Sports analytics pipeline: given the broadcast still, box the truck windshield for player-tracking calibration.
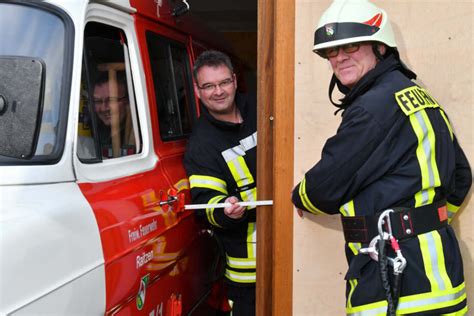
[0,2,72,164]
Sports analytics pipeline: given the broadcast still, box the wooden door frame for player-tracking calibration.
[256,0,295,314]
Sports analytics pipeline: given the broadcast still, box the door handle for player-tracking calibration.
[159,188,185,213]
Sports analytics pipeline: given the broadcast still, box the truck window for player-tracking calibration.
[78,22,142,161]
[0,2,72,163]
[146,32,196,141]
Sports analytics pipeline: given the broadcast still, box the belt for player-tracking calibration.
[341,200,448,243]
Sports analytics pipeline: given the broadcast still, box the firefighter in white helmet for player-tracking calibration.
[292,1,471,315]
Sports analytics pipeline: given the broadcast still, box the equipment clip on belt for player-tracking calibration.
[360,209,406,316]
[359,209,407,274]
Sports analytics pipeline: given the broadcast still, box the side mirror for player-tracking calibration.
[0,57,44,159]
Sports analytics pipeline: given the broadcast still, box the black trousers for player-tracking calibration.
[226,284,256,316]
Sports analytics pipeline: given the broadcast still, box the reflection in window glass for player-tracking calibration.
[77,22,142,161]
[0,3,70,162]
[146,32,195,141]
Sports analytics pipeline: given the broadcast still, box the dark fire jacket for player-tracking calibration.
[184,93,257,287]
[292,55,471,315]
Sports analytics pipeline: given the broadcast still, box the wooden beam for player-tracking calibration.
[257,0,295,314]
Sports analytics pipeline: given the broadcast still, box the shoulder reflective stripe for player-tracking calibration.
[225,269,256,283]
[221,132,257,163]
[222,146,246,162]
[206,195,226,228]
[189,175,228,195]
[347,282,466,315]
[240,132,257,151]
[439,109,454,141]
[395,86,440,116]
[299,177,324,215]
[226,255,256,269]
[409,110,441,207]
[227,156,254,187]
[418,231,452,291]
[246,222,257,259]
[221,134,256,193]
[447,202,460,223]
[347,279,358,309]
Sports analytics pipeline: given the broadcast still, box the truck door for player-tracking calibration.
[74,3,222,315]
[134,16,223,314]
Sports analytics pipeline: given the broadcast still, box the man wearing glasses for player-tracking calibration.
[292,0,471,315]
[184,50,257,316]
[92,72,131,158]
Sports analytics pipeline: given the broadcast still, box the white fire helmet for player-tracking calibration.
[313,0,397,57]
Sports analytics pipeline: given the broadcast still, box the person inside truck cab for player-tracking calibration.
[92,71,134,158]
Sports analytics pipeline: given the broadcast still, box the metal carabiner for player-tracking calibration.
[377,209,394,238]
[359,232,390,261]
[360,209,394,262]
[389,235,407,275]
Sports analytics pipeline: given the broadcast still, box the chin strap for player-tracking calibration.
[328,74,350,115]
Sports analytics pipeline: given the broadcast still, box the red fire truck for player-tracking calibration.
[0,0,240,314]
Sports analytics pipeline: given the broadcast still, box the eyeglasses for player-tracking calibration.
[197,78,234,92]
[322,42,362,59]
[93,96,127,106]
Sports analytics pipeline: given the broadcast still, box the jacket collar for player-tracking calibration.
[329,54,417,115]
[202,93,248,129]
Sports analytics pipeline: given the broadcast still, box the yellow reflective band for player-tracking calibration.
[347,300,387,316]
[439,109,454,141]
[418,231,452,292]
[414,189,436,208]
[420,110,441,187]
[442,305,468,315]
[240,132,257,151]
[395,86,440,116]
[225,269,256,283]
[205,195,226,228]
[299,177,324,214]
[240,187,257,209]
[225,154,257,206]
[447,202,460,223]
[340,200,361,255]
[347,279,358,309]
[409,110,441,207]
[347,282,466,315]
[246,222,257,259]
[398,282,465,314]
[226,255,256,269]
[348,242,361,256]
[189,175,228,195]
[221,132,257,162]
[227,156,254,187]
[340,200,355,216]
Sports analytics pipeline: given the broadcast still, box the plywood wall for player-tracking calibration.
[293,0,473,314]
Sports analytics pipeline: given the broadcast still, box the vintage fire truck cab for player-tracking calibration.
[0,0,232,314]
